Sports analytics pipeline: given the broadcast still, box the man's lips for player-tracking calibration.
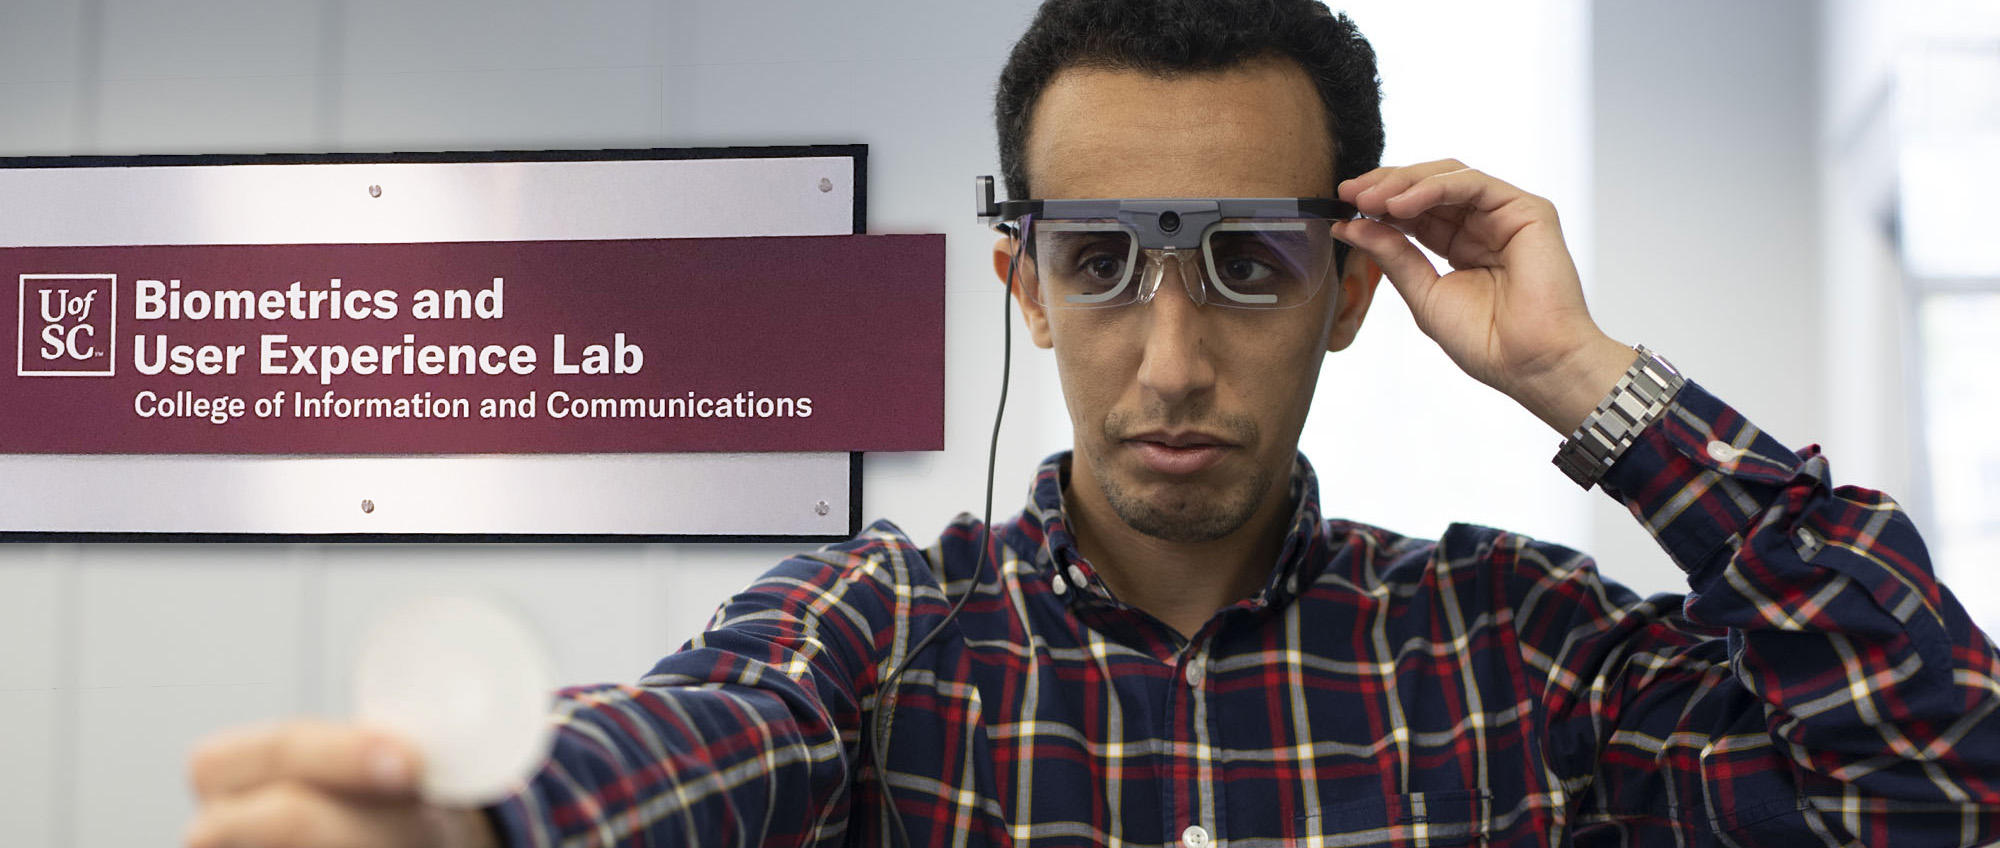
[1122,431,1234,475]
[1126,430,1230,448]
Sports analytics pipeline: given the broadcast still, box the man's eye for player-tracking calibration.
[1217,255,1276,284]
[1078,254,1127,282]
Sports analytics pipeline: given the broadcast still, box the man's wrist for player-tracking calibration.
[1510,334,1637,436]
[1551,345,1687,490]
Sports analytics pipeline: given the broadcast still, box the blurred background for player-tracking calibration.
[1,0,1995,844]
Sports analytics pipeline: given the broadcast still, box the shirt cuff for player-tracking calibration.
[1597,379,1820,577]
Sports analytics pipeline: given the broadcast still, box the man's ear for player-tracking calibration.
[994,236,1053,349]
[1326,253,1382,353]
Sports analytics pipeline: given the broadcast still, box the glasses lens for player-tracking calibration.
[1200,220,1337,308]
[1030,219,1139,308]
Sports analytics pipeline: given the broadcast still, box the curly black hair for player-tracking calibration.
[996,0,1384,201]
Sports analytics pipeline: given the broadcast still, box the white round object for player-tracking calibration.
[351,595,557,807]
[1181,824,1212,848]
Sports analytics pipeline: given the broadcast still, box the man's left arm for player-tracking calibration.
[1332,161,2000,841]
[1607,378,2000,840]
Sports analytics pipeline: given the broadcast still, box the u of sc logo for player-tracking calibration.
[17,274,117,377]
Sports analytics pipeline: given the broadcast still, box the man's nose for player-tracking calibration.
[1135,253,1216,404]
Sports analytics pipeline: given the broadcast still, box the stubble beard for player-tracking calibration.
[1087,410,1273,544]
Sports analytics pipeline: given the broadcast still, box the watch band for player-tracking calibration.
[1552,345,1686,490]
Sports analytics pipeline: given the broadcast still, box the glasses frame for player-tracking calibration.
[974,176,1357,311]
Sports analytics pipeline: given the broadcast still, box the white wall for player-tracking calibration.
[0,1,1867,845]
[1302,0,1597,571]
[1587,0,1827,592]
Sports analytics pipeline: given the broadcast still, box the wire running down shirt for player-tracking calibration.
[489,382,2000,847]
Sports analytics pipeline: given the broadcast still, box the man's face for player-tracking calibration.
[997,57,1379,543]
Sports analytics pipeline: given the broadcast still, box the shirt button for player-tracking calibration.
[1181,825,1211,848]
[1184,660,1205,687]
[1706,440,1743,463]
[1050,573,1068,595]
[1067,564,1088,588]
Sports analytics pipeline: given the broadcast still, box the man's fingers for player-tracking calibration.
[1369,175,1562,266]
[184,782,442,848]
[1332,218,1439,302]
[1376,210,1493,269]
[1344,164,1554,250]
[1377,167,1536,220]
[1336,162,1563,272]
[189,719,422,801]
[1337,159,1468,208]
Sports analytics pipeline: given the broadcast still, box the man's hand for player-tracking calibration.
[184,720,500,848]
[1332,160,1635,434]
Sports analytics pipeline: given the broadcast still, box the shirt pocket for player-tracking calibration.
[1294,789,1493,846]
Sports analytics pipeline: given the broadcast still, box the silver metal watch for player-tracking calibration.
[1552,345,1686,490]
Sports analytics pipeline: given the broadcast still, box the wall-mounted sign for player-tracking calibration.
[0,146,935,541]
[5,235,940,454]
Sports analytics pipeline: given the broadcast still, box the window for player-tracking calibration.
[1899,3,2000,630]
[1915,292,2000,626]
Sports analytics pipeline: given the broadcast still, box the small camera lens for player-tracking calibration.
[1158,211,1181,233]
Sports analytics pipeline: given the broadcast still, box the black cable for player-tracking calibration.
[871,244,1018,848]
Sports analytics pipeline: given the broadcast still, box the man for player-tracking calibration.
[185,1,2000,846]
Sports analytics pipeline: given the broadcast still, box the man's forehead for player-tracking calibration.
[1024,58,1335,200]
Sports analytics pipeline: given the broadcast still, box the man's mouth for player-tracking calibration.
[1122,430,1234,475]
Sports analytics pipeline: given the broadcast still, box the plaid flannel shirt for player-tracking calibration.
[490,382,2000,846]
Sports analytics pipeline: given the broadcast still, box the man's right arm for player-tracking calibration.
[489,531,923,847]
[186,526,931,848]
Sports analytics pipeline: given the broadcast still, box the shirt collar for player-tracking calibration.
[1008,451,1330,611]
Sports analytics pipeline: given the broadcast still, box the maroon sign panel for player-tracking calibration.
[2,235,943,454]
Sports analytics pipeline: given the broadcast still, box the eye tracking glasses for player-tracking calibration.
[976,175,1357,310]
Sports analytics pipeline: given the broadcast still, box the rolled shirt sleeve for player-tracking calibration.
[1544,380,2000,844]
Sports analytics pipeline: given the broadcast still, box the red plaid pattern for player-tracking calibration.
[490,382,2000,846]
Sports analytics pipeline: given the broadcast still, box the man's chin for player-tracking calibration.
[1100,468,1263,544]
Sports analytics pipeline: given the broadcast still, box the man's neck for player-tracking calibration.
[1062,463,1293,642]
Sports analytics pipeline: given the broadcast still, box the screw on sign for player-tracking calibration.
[361,499,376,514]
